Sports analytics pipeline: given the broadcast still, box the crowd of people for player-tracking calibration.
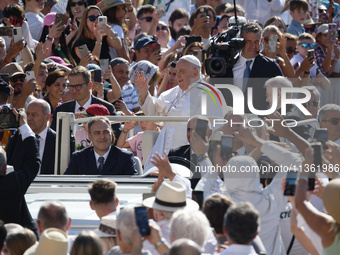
[1,0,340,254]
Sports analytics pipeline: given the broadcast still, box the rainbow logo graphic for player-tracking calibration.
[197,82,223,106]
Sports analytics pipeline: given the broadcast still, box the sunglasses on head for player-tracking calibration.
[156,25,167,31]
[322,118,340,125]
[87,15,99,22]
[299,42,315,49]
[8,18,24,26]
[302,101,319,107]
[140,16,152,22]
[10,75,25,83]
[70,1,84,7]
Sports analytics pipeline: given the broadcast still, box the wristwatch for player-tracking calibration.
[197,153,208,162]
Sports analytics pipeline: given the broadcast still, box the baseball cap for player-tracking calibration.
[109,57,130,67]
[1,63,25,78]
[134,36,158,51]
[86,63,101,72]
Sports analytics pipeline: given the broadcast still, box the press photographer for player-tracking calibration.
[207,22,283,112]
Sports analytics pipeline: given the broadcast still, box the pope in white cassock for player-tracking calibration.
[134,55,228,171]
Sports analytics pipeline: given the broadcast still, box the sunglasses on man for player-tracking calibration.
[299,42,315,49]
[10,75,25,83]
[140,16,152,22]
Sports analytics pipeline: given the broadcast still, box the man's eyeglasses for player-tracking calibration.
[87,15,99,22]
[10,75,25,83]
[70,1,84,7]
[139,16,152,22]
[318,8,327,14]
[156,25,168,31]
[322,118,340,125]
[304,26,316,33]
[67,81,88,91]
[302,101,319,107]
[299,42,315,49]
[286,47,297,54]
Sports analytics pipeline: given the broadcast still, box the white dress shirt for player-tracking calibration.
[232,55,255,90]
[74,96,92,113]
[94,147,111,169]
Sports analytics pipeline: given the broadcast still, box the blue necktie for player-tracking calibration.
[98,157,104,173]
[35,134,40,148]
[242,60,252,92]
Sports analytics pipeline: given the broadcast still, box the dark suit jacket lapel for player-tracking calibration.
[87,147,99,175]
[100,146,117,175]
[249,55,261,78]
[41,129,54,174]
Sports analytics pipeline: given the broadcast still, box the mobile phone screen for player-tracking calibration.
[195,119,208,140]
[220,135,233,159]
[284,171,298,196]
[134,206,150,236]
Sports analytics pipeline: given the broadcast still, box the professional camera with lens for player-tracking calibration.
[0,106,19,129]
[204,16,246,77]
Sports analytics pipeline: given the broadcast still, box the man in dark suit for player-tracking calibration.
[50,66,121,139]
[65,116,137,175]
[223,22,283,112]
[7,99,55,174]
[0,108,40,234]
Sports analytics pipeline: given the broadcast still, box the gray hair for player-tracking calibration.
[0,147,6,175]
[318,104,340,122]
[169,238,202,255]
[116,206,136,245]
[264,76,293,89]
[170,209,210,248]
[27,99,51,115]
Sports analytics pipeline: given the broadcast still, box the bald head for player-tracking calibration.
[169,238,202,255]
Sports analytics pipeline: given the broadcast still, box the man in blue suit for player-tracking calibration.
[65,116,137,175]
